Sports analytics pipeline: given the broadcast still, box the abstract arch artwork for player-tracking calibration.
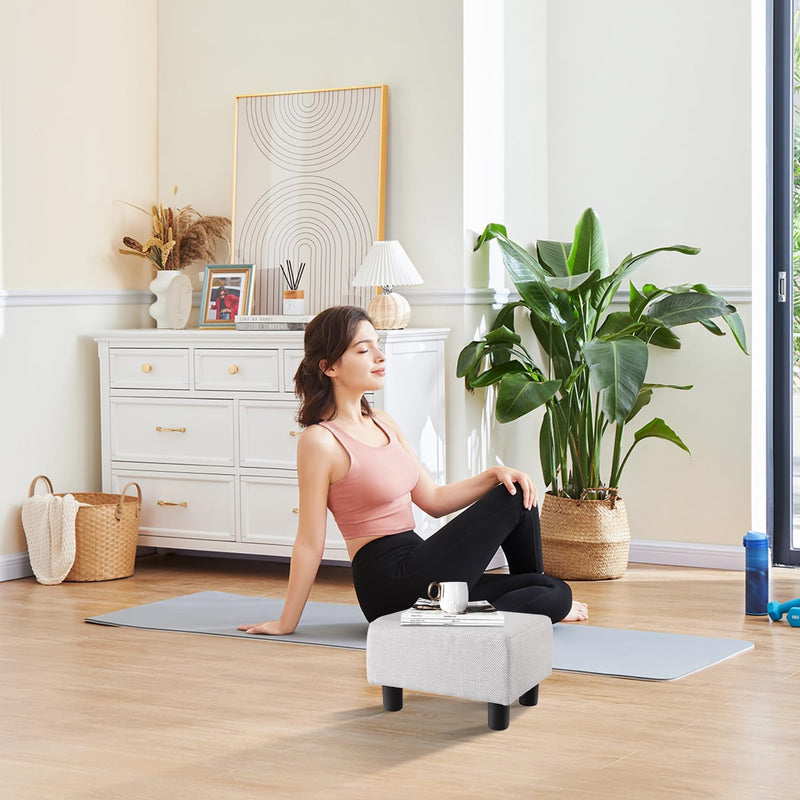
[232,85,388,315]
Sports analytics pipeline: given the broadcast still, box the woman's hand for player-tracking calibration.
[237,620,294,636]
[491,466,538,509]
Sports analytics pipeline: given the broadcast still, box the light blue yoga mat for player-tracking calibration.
[86,590,753,681]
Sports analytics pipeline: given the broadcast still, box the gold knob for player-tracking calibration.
[289,430,301,437]
[155,426,186,433]
[157,500,188,507]
[228,364,239,374]
[141,363,152,373]
[292,508,299,514]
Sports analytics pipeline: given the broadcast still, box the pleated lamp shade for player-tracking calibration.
[351,241,423,329]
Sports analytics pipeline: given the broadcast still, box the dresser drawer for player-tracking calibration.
[109,348,189,390]
[111,470,236,541]
[110,398,234,466]
[283,349,303,392]
[194,349,280,391]
[240,475,341,548]
[239,401,301,469]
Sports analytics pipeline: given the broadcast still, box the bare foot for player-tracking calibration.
[561,600,589,622]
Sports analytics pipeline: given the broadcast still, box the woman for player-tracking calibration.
[239,306,587,635]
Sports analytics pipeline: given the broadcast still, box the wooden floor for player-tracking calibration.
[2,554,799,800]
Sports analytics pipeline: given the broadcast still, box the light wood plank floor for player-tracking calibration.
[2,554,799,800]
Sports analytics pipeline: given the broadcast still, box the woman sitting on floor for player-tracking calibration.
[239,305,587,634]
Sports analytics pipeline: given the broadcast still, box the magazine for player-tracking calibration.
[400,598,504,626]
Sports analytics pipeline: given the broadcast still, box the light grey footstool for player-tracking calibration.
[366,611,553,730]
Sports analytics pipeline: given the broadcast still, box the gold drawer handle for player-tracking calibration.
[289,430,301,437]
[157,500,188,507]
[292,508,299,514]
[141,363,152,373]
[155,426,186,433]
[228,364,239,375]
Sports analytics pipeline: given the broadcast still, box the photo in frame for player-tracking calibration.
[232,85,388,315]
[198,264,255,328]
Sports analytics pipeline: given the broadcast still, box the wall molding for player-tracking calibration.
[0,552,33,582]
[0,540,744,582]
[0,289,154,307]
[628,539,743,571]
[1,286,752,309]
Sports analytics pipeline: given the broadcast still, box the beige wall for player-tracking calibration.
[0,0,759,567]
[0,0,158,559]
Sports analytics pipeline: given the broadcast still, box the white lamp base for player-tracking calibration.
[367,290,411,329]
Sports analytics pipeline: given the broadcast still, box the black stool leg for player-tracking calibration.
[519,685,539,706]
[488,702,510,731]
[382,685,403,712]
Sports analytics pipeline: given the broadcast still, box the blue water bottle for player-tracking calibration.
[742,531,769,616]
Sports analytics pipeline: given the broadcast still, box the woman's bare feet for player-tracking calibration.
[561,600,589,622]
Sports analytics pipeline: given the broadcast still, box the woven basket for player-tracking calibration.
[27,476,142,582]
[539,490,630,580]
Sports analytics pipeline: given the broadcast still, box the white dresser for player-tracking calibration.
[93,328,449,562]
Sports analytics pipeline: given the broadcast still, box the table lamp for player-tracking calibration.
[351,240,423,329]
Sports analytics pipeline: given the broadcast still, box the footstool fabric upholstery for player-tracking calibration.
[366,611,553,707]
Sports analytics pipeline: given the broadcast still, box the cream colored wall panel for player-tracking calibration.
[0,0,158,291]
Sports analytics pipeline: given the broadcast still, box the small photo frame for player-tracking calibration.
[199,264,255,328]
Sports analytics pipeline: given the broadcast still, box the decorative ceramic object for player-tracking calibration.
[149,270,192,329]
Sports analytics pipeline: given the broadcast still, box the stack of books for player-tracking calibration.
[235,314,314,331]
[400,598,504,626]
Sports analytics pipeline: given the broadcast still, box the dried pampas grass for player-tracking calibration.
[118,191,231,271]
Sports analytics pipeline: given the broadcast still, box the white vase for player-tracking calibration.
[148,270,192,329]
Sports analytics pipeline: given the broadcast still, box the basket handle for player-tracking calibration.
[28,475,54,498]
[579,487,619,509]
[116,482,142,520]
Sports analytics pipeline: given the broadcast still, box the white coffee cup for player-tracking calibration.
[427,581,469,614]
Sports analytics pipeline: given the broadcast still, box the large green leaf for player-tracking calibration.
[473,222,508,251]
[626,382,692,423]
[582,337,649,424]
[633,417,690,453]
[456,341,483,378]
[537,240,571,277]
[611,245,700,286]
[567,208,611,277]
[637,321,682,349]
[469,361,529,388]
[544,272,599,292]
[645,292,734,328]
[684,283,749,353]
[595,311,645,340]
[495,374,561,423]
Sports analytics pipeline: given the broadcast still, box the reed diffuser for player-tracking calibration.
[280,260,306,315]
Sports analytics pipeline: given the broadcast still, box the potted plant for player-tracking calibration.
[118,187,230,329]
[457,208,748,579]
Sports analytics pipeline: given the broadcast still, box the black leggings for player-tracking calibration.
[350,483,573,623]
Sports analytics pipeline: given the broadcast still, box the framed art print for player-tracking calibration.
[199,264,255,328]
[232,85,388,315]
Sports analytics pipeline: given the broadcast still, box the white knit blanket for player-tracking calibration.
[21,494,82,585]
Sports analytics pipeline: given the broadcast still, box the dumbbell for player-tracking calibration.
[788,608,800,627]
[766,597,800,621]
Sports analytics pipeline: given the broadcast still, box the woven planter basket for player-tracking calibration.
[539,490,630,580]
[27,476,142,582]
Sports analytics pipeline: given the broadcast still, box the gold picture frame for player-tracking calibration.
[231,85,388,315]
[198,264,255,328]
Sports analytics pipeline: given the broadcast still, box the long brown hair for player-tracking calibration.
[294,306,375,426]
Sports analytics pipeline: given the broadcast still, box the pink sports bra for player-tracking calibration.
[318,417,420,540]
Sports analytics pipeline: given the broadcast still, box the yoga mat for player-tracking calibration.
[86,591,754,681]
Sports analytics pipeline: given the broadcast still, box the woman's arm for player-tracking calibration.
[238,426,335,635]
[375,411,537,518]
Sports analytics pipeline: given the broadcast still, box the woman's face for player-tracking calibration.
[324,320,385,391]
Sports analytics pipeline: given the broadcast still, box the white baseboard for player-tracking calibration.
[0,552,33,581]
[629,539,744,571]
[0,541,745,582]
